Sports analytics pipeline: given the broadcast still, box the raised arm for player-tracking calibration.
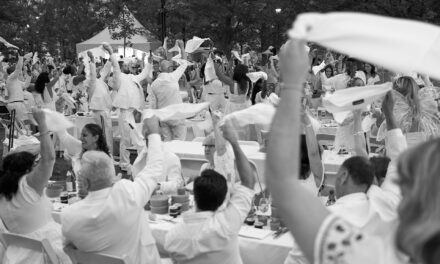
[103,43,121,91]
[220,120,255,189]
[303,111,324,187]
[10,55,24,79]
[352,109,368,158]
[87,51,97,99]
[211,110,227,156]
[132,117,163,206]
[266,40,329,262]
[133,61,153,84]
[26,109,56,195]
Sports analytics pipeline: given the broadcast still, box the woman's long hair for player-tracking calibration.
[35,72,50,99]
[364,63,377,78]
[82,123,110,156]
[393,76,421,128]
[396,139,440,264]
[0,152,36,201]
[233,64,250,94]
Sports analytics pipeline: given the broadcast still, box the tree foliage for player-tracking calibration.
[1,0,440,59]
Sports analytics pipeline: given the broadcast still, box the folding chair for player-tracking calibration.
[8,109,15,151]
[64,246,128,264]
[0,232,58,264]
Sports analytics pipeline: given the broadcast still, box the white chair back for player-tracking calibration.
[64,246,128,264]
[180,158,209,181]
[0,232,58,264]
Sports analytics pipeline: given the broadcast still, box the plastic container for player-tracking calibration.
[46,184,64,198]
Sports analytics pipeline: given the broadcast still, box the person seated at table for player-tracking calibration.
[269,39,434,264]
[58,123,110,175]
[164,119,255,264]
[61,116,163,264]
[132,135,183,195]
[0,109,71,263]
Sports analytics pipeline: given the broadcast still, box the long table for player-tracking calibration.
[164,140,266,182]
[51,206,293,264]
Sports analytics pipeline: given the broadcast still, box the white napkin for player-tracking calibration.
[185,37,210,53]
[288,12,440,80]
[23,52,33,60]
[0,36,18,49]
[204,57,217,82]
[32,52,39,65]
[231,50,243,62]
[246,72,268,83]
[312,61,326,75]
[222,103,276,129]
[41,109,74,132]
[142,102,210,122]
[322,83,392,114]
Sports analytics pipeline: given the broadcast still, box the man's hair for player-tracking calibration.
[341,156,374,187]
[80,151,115,187]
[6,66,15,75]
[194,169,228,211]
[62,65,73,75]
[369,156,391,184]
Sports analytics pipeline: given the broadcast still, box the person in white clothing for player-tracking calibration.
[62,116,163,264]
[73,51,114,154]
[132,140,183,195]
[164,120,256,264]
[6,52,31,122]
[103,43,153,168]
[150,40,188,141]
[0,109,71,264]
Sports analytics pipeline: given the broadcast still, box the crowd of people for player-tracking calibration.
[0,14,440,264]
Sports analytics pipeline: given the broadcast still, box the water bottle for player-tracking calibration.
[66,171,73,192]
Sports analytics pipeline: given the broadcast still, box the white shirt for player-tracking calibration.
[150,61,187,109]
[61,134,163,264]
[112,54,151,110]
[87,61,112,111]
[132,144,183,195]
[164,185,255,264]
[6,56,25,103]
[367,128,406,221]
[326,73,350,91]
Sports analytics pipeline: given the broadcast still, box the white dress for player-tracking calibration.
[0,177,71,264]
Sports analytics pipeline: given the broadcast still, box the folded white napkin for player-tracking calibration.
[204,57,217,82]
[42,109,74,132]
[185,37,210,53]
[312,62,326,75]
[246,72,268,83]
[32,52,39,65]
[322,83,392,114]
[289,12,440,80]
[222,103,276,128]
[0,36,18,49]
[142,102,210,122]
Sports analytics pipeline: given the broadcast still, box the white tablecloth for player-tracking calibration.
[164,140,266,182]
[52,208,293,264]
[150,215,293,264]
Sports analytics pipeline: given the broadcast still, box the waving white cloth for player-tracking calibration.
[41,109,74,132]
[222,103,275,129]
[323,83,392,114]
[246,71,268,83]
[204,57,217,82]
[289,12,440,80]
[32,52,39,65]
[142,102,210,122]
[185,37,210,53]
[0,36,18,49]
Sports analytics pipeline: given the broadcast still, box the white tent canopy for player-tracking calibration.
[76,12,161,54]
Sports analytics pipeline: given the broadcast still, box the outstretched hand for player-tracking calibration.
[219,119,239,145]
[87,51,94,61]
[32,108,46,127]
[102,42,113,55]
[142,116,160,137]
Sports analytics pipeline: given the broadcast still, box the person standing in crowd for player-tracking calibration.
[149,39,188,141]
[103,43,152,170]
[364,63,381,85]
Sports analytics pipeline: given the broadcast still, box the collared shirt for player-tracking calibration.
[164,185,255,264]
[132,144,183,195]
[150,61,188,109]
[329,192,372,227]
[61,134,163,264]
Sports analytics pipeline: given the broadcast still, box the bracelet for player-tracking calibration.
[353,131,364,136]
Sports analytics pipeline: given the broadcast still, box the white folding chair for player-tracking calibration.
[0,232,58,264]
[64,246,128,264]
[191,124,206,138]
